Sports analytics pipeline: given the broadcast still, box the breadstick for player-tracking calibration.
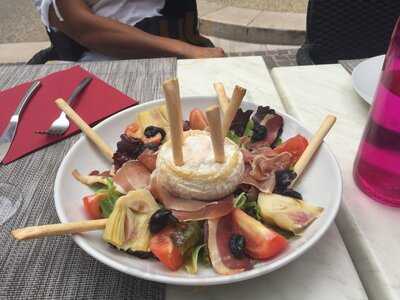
[12,219,107,240]
[206,105,225,163]
[163,79,184,166]
[55,99,113,161]
[221,85,246,136]
[213,82,230,114]
[291,115,337,187]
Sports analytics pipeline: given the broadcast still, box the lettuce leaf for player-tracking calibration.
[97,179,123,217]
[184,244,205,274]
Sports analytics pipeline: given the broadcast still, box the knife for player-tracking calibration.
[0,80,41,163]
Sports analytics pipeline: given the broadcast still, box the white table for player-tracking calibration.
[167,56,368,300]
[271,64,400,300]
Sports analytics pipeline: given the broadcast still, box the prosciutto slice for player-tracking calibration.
[241,144,276,164]
[150,175,234,221]
[242,164,276,193]
[242,152,292,193]
[137,149,158,171]
[207,214,252,275]
[172,197,234,221]
[113,160,151,193]
[150,176,208,211]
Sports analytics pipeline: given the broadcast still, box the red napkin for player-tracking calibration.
[0,66,138,164]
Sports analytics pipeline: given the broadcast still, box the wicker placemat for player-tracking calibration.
[0,58,176,300]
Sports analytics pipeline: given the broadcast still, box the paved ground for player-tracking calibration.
[0,0,48,43]
[207,0,307,12]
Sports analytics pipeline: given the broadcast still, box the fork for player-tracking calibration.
[36,77,92,136]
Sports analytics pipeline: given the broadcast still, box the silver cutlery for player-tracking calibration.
[36,76,92,136]
[0,80,41,163]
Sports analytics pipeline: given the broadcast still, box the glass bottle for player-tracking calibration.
[353,18,400,206]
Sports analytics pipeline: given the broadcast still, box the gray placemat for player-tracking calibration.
[0,58,176,300]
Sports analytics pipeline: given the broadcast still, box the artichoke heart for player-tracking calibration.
[103,189,160,251]
[258,193,323,234]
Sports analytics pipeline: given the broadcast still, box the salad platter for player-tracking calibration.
[12,80,341,286]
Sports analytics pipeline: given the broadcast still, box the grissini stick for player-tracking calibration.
[206,105,225,163]
[11,219,107,241]
[213,82,230,114]
[221,85,246,136]
[290,115,337,187]
[163,79,184,166]
[55,99,114,161]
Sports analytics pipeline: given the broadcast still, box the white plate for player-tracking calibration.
[54,96,342,286]
[352,55,385,104]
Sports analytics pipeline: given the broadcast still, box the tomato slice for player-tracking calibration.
[150,226,184,271]
[82,193,107,219]
[232,208,287,260]
[274,134,308,165]
[189,109,208,130]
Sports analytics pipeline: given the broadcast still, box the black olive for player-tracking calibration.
[144,143,159,152]
[126,250,157,259]
[253,106,275,123]
[144,126,166,142]
[149,208,178,234]
[275,169,297,191]
[251,122,267,143]
[229,234,246,259]
[230,109,253,136]
[278,189,303,200]
[183,120,191,131]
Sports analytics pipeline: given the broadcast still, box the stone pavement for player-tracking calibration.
[198,0,306,45]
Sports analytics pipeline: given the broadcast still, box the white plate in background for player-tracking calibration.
[352,55,385,104]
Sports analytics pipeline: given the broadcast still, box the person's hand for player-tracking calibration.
[186,46,226,59]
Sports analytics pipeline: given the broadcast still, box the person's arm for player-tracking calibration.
[49,0,225,59]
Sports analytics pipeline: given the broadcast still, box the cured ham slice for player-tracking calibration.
[137,149,158,171]
[242,164,276,193]
[207,214,252,275]
[150,175,234,221]
[241,144,276,164]
[171,197,234,221]
[150,175,208,211]
[250,153,291,181]
[113,160,151,194]
[241,152,292,193]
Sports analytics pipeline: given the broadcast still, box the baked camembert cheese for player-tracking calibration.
[155,130,244,201]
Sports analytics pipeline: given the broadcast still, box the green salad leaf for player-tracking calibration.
[274,137,283,147]
[243,201,262,221]
[184,244,205,274]
[96,178,123,217]
[227,130,241,145]
[234,192,263,221]
[234,192,248,208]
[243,120,254,138]
[171,222,202,255]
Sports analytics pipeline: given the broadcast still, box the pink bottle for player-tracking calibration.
[353,18,400,206]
